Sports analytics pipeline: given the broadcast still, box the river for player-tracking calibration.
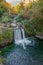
[1,37,43,65]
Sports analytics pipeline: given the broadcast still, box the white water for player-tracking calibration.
[14,27,31,49]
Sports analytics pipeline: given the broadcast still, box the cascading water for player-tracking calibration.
[14,27,31,49]
[14,27,22,42]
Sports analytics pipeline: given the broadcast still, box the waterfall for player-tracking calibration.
[21,28,25,39]
[14,27,22,42]
[14,27,31,49]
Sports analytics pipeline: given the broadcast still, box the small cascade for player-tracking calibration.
[14,27,31,49]
[14,27,22,42]
[21,28,25,39]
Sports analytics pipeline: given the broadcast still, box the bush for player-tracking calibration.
[0,28,13,47]
[1,16,13,23]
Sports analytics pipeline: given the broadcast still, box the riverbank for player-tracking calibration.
[32,32,43,40]
[24,27,43,40]
[0,27,14,48]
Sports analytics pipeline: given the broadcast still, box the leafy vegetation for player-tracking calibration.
[0,28,13,47]
[14,0,43,38]
[0,0,12,23]
[0,0,8,17]
[24,0,43,33]
[1,15,12,23]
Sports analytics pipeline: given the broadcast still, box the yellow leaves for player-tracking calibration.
[9,1,31,15]
[12,2,31,15]
[13,3,21,14]
[9,3,21,15]
[8,1,31,15]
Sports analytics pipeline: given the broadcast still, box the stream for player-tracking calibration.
[1,37,43,65]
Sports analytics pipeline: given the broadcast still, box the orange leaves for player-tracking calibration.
[6,2,11,9]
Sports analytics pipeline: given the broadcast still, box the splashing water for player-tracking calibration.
[14,27,31,49]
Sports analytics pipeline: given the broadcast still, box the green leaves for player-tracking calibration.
[1,16,12,23]
[0,0,9,17]
[0,28,13,47]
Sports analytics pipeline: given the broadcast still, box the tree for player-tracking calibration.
[0,0,9,17]
[24,0,43,33]
[12,3,22,14]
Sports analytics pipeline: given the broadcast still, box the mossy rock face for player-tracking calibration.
[0,28,13,47]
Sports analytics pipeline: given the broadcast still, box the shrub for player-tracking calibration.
[0,28,13,47]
